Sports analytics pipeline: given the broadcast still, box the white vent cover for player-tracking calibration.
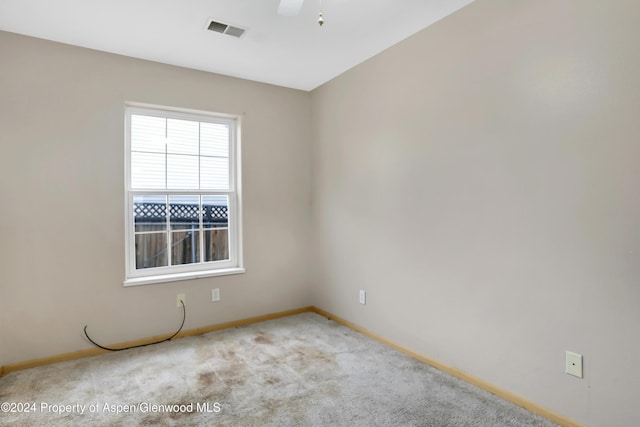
[206,20,245,38]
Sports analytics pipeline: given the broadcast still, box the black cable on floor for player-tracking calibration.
[83,300,186,351]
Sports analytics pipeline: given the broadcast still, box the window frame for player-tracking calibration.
[123,103,244,286]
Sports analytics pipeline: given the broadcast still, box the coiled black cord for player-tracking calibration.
[83,300,186,351]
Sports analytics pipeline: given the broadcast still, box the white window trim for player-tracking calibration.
[123,102,244,286]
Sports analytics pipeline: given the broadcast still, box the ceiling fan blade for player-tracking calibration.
[278,0,304,16]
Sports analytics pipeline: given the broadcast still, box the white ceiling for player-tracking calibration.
[0,0,474,91]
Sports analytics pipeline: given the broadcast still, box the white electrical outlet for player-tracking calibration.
[359,289,366,305]
[211,288,220,302]
[565,351,583,378]
[177,294,185,308]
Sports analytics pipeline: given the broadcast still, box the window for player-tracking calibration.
[124,104,243,286]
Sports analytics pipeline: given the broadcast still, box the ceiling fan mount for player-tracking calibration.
[278,0,325,26]
[277,0,305,17]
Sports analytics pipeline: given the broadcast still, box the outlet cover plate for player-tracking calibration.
[211,288,220,302]
[565,351,583,378]
[177,294,185,308]
[359,289,366,305]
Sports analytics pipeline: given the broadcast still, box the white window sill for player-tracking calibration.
[123,267,245,287]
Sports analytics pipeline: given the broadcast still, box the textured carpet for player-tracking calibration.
[0,312,558,426]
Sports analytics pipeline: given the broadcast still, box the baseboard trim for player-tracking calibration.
[310,307,587,427]
[0,306,314,377]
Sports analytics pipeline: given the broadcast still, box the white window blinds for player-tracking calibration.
[130,115,230,191]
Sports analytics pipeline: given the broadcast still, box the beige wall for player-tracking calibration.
[310,1,640,426]
[0,31,312,365]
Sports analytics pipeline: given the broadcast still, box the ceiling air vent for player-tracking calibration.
[206,19,246,38]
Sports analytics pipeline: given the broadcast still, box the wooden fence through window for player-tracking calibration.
[134,202,229,269]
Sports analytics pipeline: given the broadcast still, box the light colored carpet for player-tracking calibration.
[0,312,558,426]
